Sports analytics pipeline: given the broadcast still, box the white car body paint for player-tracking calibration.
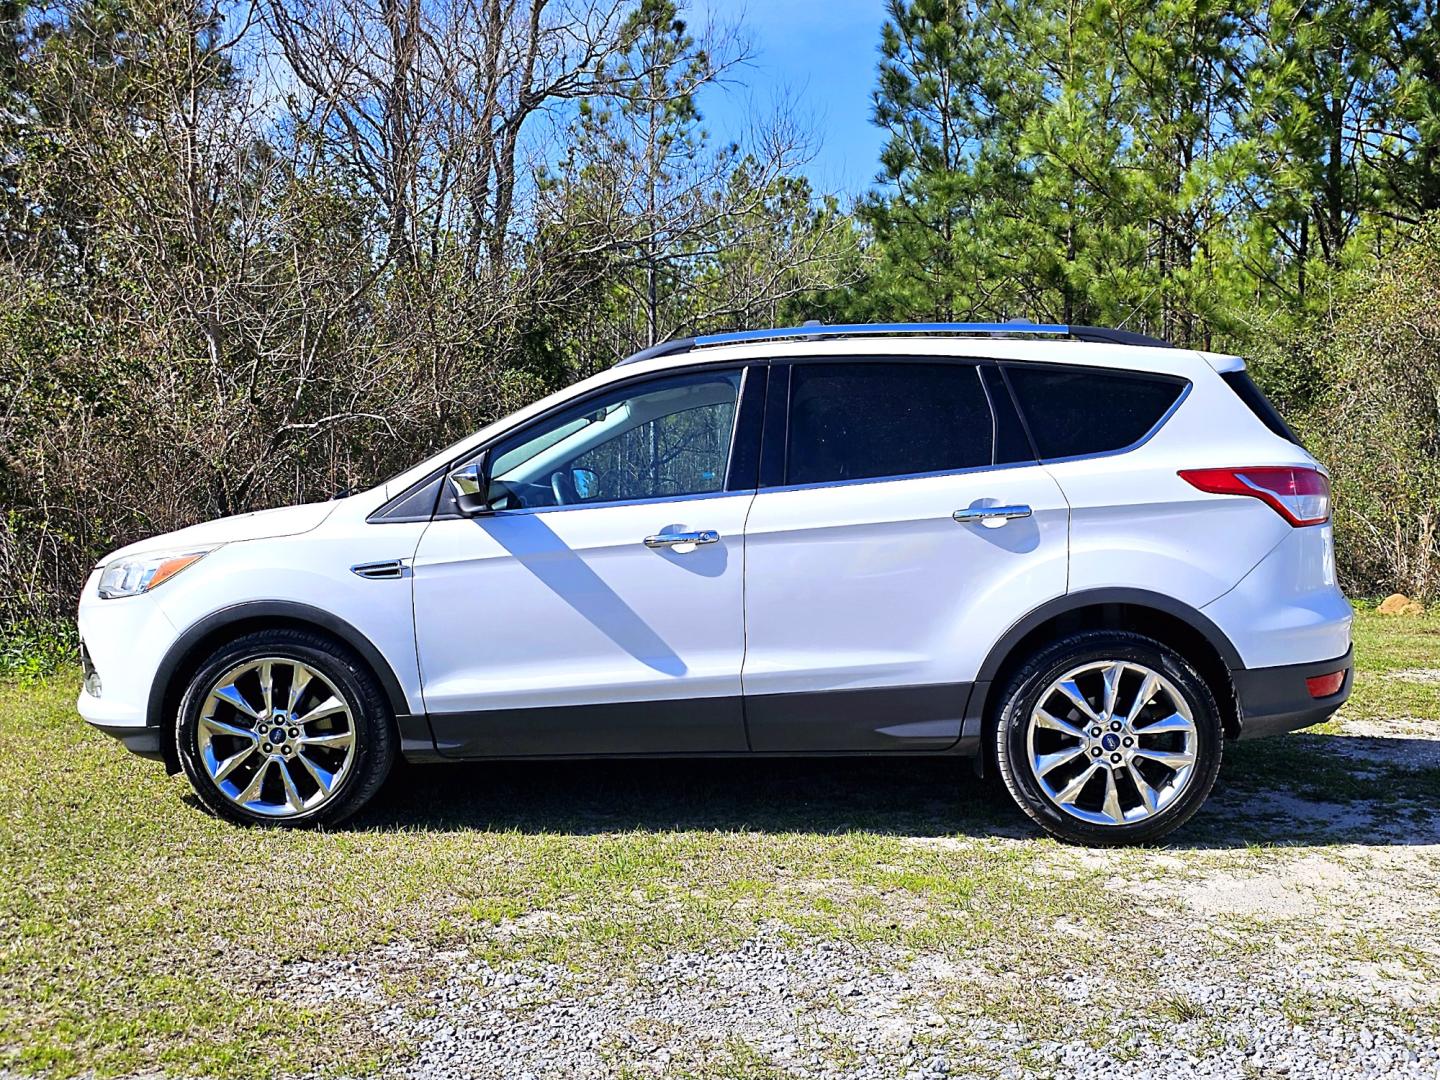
[411,493,754,716]
[1201,524,1351,668]
[739,464,1070,695]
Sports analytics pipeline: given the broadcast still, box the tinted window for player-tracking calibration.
[487,371,740,509]
[785,362,994,485]
[1005,365,1185,459]
[1221,369,1303,446]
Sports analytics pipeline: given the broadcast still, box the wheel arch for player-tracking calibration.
[969,589,1242,750]
[148,601,413,773]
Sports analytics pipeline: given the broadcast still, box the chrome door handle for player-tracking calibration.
[643,529,720,548]
[953,505,1033,527]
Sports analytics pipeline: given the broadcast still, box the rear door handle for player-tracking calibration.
[953,505,1033,528]
[643,529,720,549]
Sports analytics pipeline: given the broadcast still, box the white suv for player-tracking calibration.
[76,323,1352,844]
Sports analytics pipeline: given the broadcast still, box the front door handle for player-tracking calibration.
[953,504,1033,528]
[643,529,721,549]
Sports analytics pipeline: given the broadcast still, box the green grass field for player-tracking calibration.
[2,607,1438,1078]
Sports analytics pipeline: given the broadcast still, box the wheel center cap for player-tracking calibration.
[1101,732,1121,752]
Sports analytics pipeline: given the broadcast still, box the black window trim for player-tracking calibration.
[366,462,448,524]
[995,364,1040,461]
[368,361,765,523]
[757,362,790,489]
[979,363,1037,464]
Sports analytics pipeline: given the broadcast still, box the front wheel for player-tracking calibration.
[174,628,396,827]
[993,631,1223,846]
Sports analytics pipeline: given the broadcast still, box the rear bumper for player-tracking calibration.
[1230,646,1353,739]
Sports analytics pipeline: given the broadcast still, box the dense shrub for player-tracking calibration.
[1260,219,1440,600]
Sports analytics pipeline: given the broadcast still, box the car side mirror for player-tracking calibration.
[448,459,491,516]
[570,467,598,501]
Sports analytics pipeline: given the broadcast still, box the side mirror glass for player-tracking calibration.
[448,461,490,516]
[570,467,598,501]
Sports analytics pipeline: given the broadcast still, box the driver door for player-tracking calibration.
[412,365,760,757]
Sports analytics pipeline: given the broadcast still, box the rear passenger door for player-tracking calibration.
[741,358,1070,751]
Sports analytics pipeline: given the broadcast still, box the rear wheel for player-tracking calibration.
[174,628,396,827]
[993,631,1223,846]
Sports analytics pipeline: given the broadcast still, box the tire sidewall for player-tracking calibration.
[174,632,393,827]
[996,633,1223,846]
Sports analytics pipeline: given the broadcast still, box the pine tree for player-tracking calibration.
[1236,0,1394,301]
[861,0,993,320]
[565,0,723,347]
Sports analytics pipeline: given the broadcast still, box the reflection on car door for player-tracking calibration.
[412,366,761,756]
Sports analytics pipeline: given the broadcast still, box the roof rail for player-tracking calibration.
[614,337,696,367]
[692,321,1071,347]
[613,321,1173,365]
[1065,325,1175,349]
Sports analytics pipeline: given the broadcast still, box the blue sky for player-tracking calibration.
[693,1,891,199]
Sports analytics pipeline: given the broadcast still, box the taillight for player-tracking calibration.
[1179,466,1330,526]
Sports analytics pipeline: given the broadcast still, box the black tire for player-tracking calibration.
[174,627,396,827]
[993,631,1223,846]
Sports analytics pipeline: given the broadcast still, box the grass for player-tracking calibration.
[1,606,1438,1077]
[0,617,74,683]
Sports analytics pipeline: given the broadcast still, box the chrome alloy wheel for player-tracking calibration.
[1025,660,1197,826]
[196,657,358,818]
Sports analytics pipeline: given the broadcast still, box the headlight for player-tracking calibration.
[97,547,216,599]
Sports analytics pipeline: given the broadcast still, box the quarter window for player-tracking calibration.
[1004,365,1185,460]
[1220,369,1303,447]
[785,362,994,485]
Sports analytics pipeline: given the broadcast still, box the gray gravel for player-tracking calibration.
[295,920,1440,1080]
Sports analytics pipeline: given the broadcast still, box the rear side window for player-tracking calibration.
[786,362,994,485]
[1221,369,1303,446]
[1005,365,1186,460]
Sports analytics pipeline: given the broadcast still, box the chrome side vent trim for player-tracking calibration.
[350,559,407,580]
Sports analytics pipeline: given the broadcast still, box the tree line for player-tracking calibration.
[847,0,1438,343]
[2,0,1438,658]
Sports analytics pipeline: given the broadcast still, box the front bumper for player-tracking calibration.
[88,721,165,760]
[1231,646,1353,739]
[76,570,181,746]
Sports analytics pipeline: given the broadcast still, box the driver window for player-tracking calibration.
[485,370,742,510]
